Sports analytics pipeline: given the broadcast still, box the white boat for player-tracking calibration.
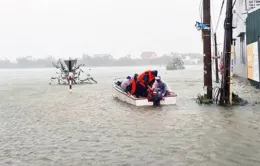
[113,79,177,106]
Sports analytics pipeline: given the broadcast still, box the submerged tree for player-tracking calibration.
[166,57,185,70]
[49,58,97,85]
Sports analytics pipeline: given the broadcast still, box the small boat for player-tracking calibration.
[112,78,177,106]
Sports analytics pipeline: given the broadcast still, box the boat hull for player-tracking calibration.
[112,83,177,106]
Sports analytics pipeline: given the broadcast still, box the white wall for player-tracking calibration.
[233,0,247,37]
[233,0,248,78]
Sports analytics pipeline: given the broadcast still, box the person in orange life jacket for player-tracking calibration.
[137,70,158,87]
[125,73,141,97]
[125,73,138,91]
[138,70,158,87]
[125,78,137,96]
[136,70,158,97]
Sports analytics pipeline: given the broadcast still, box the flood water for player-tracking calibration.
[0,65,260,166]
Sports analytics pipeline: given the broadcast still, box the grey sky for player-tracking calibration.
[0,0,224,61]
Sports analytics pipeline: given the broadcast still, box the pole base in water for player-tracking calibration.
[68,74,72,92]
[196,93,213,105]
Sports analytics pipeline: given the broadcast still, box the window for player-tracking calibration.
[240,33,246,64]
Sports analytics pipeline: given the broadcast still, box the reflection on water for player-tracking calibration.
[0,65,260,165]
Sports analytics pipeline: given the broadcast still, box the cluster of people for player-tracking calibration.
[120,70,170,98]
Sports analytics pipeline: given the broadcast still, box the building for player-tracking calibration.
[247,0,260,10]
[140,51,157,60]
[233,0,260,78]
[233,0,248,78]
[92,54,114,59]
[246,6,260,88]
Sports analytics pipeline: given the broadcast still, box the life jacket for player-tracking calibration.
[137,70,154,87]
[129,79,136,94]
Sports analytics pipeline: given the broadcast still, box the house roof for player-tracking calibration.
[248,5,260,13]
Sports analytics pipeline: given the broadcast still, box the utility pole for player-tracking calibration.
[220,0,233,105]
[214,33,219,83]
[203,0,213,99]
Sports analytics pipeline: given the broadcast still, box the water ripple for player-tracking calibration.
[0,66,260,165]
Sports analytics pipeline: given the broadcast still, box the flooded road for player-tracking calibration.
[0,65,260,166]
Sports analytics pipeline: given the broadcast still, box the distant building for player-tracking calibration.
[92,54,114,59]
[190,58,201,65]
[247,0,260,10]
[0,56,7,61]
[233,0,260,78]
[184,56,190,61]
[233,0,248,78]
[140,52,157,60]
[26,56,34,61]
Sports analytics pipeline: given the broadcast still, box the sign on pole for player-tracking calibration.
[64,59,77,72]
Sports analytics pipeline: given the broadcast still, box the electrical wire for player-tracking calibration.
[211,0,217,29]
[200,0,241,105]
[212,0,225,85]
[212,86,221,104]
[197,0,225,105]
[215,0,225,32]
[232,0,237,9]
[236,13,245,22]
[199,0,203,22]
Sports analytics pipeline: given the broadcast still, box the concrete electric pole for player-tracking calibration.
[203,0,213,99]
[220,0,233,105]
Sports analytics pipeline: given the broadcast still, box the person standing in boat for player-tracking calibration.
[136,70,158,97]
[152,76,167,97]
[121,76,131,91]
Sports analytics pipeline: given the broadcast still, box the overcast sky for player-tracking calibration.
[0,0,225,61]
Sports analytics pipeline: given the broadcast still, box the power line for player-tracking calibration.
[236,12,245,22]
[215,0,225,31]
[213,0,225,59]
[210,0,225,69]
[232,0,237,9]
[211,0,217,29]
[199,0,203,21]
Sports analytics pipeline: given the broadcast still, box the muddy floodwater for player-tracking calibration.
[0,65,260,166]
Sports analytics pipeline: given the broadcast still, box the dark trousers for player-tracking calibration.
[135,82,147,97]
